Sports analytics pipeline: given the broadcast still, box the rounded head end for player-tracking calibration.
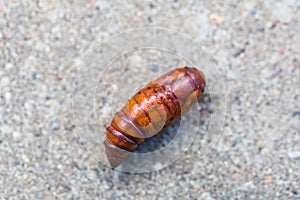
[184,67,206,91]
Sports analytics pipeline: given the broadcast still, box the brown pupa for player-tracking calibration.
[104,67,206,168]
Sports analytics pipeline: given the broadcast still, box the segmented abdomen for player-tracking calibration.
[104,67,206,168]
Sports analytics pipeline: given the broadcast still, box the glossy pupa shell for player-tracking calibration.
[104,67,206,168]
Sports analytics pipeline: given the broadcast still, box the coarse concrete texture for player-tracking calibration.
[0,0,299,199]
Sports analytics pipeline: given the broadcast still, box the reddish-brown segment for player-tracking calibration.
[104,67,206,168]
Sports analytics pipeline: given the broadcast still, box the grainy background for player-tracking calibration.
[0,0,299,199]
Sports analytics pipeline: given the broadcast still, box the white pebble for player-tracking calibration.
[1,124,12,135]
[200,192,214,200]
[13,131,21,138]
[5,63,14,70]
[1,76,10,87]
[4,92,11,102]
[288,151,300,159]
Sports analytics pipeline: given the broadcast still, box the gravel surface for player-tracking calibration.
[0,0,299,199]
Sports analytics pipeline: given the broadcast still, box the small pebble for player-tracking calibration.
[149,3,155,9]
[151,64,159,72]
[250,10,256,15]
[1,76,10,87]
[52,126,60,132]
[265,176,273,184]
[13,160,20,166]
[209,13,223,23]
[292,111,300,117]
[292,190,299,195]
[34,132,43,137]
[279,49,285,55]
[233,49,245,58]
[5,63,13,70]
[288,151,300,159]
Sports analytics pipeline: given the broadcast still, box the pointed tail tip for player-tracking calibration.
[105,151,127,169]
[104,139,131,169]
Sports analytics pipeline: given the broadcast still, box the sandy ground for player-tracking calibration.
[0,0,299,199]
